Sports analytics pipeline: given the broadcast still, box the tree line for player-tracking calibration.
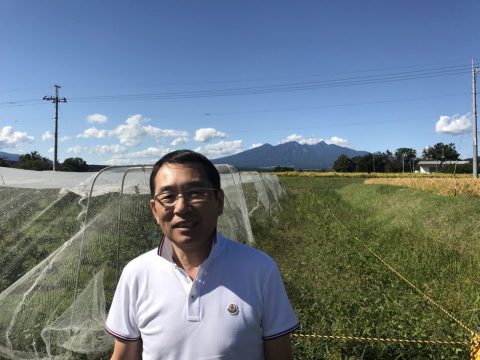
[333,142,472,173]
[0,151,88,172]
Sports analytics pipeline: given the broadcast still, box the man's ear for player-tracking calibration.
[150,198,160,224]
[217,189,224,216]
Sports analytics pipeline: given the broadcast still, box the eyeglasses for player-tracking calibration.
[154,188,218,209]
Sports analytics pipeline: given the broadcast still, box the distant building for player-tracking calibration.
[418,160,470,174]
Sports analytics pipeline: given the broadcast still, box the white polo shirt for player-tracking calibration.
[105,233,298,360]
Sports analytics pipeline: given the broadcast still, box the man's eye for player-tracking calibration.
[160,194,177,202]
[188,190,205,199]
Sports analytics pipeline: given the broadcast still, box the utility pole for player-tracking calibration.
[472,60,480,178]
[43,85,67,171]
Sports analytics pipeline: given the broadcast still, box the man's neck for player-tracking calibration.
[171,236,215,280]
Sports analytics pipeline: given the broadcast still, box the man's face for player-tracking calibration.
[149,162,224,252]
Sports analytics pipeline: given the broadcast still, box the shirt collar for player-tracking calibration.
[157,232,224,264]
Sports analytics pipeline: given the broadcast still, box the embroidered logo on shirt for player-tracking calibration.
[227,303,239,315]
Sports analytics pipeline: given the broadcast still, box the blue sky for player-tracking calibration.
[0,0,479,165]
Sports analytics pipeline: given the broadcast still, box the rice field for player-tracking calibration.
[275,171,472,179]
[364,177,480,197]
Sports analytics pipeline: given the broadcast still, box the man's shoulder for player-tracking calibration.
[121,248,160,274]
[219,235,277,269]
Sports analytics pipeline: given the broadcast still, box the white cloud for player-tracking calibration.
[112,115,146,146]
[105,158,138,166]
[194,128,227,142]
[171,137,188,146]
[128,147,171,158]
[0,126,34,148]
[194,140,243,158]
[435,113,472,135]
[43,132,71,143]
[42,130,53,141]
[93,144,128,154]
[280,133,322,145]
[280,133,349,146]
[144,126,188,139]
[67,145,87,155]
[77,127,110,139]
[77,114,189,148]
[250,143,263,149]
[111,115,148,146]
[106,146,171,165]
[326,136,349,147]
[48,147,54,153]
[110,114,188,147]
[301,137,323,145]
[87,114,108,124]
[280,133,303,143]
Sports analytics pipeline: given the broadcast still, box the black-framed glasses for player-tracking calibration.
[154,188,218,209]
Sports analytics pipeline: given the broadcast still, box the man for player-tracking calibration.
[106,150,298,360]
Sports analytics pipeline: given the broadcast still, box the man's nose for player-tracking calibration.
[173,195,189,213]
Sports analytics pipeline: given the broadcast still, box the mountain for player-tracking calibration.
[212,141,369,170]
[0,151,20,162]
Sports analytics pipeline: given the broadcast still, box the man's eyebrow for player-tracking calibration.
[158,181,211,192]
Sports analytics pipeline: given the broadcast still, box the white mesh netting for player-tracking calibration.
[0,165,284,359]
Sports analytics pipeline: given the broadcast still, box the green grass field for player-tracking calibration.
[255,176,480,360]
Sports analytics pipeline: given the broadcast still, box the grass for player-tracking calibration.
[255,176,480,359]
[2,176,480,359]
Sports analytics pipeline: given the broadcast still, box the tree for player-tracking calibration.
[440,163,473,174]
[394,148,417,172]
[16,151,52,171]
[333,154,355,172]
[273,166,295,172]
[352,154,370,172]
[422,143,459,161]
[352,151,400,173]
[0,158,10,167]
[59,157,88,172]
[379,150,397,172]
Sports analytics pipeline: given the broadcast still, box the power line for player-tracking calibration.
[67,65,469,103]
[225,115,442,134]
[202,93,470,116]
[0,99,44,108]
[29,58,480,89]
[0,64,471,109]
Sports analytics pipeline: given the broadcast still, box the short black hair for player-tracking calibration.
[149,150,221,197]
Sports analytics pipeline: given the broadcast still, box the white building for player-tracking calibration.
[418,160,470,174]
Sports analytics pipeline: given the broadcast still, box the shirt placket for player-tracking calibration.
[172,263,207,322]
[186,266,203,322]
[167,237,218,323]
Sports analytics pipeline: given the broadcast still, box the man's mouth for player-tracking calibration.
[172,220,197,229]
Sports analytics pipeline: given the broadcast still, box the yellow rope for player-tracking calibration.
[471,333,480,360]
[322,201,476,337]
[292,333,469,346]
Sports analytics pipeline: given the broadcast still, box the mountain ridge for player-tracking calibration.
[0,151,21,162]
[212,141,369,170]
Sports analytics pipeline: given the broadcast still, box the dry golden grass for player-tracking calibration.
[275,171,471,179]
[364,177,480,197]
